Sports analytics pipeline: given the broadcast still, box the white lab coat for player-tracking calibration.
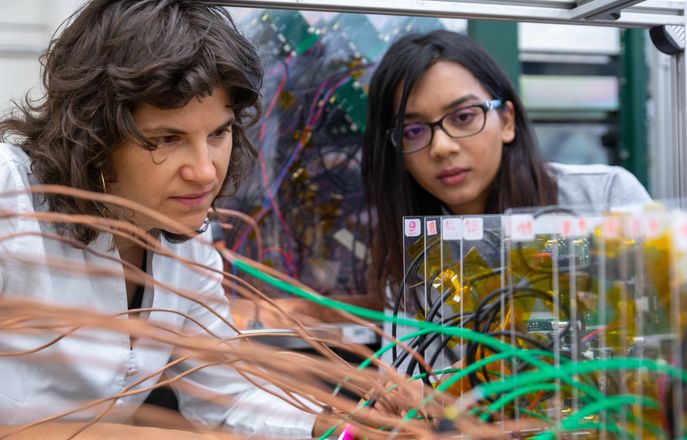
[0,143,317,437]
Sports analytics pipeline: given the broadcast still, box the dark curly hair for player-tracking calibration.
[0,0,263,244]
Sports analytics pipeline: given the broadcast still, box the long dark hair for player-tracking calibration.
[362,30,557,299]
[0,0,263,244]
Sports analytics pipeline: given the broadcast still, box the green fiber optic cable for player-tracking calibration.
[532,395,662,440]
[476,359,682,438]
[536,420,625,438]
[232,258,528,354]
[480,384,663,437]
[400,348,601,427]
[479,358,687,399]
[481,383,559,421]
[317,366,465,440]
[559,394,663,439]
[232,258,565,376]
[410,367,464,382]
[232,259,607,437]
[518,407,551,422]
[323,338,536,437]
[230,259,685,439]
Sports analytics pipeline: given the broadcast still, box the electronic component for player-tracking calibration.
[399,205,687,437]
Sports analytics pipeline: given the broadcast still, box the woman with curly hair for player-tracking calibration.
[0,0,325,437]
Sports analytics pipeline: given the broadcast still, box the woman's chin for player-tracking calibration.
[175,214,208,232]
[173,222,205,234]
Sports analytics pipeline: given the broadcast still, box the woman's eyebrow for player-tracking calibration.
[398,94,481,120]
[140,116,235,135]
[214,117,235,131]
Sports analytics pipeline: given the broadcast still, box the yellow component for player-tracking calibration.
[347,57,366,80]
[604,282,637,350]
[278,90,296,109]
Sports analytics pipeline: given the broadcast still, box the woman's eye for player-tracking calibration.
[449,108,478,125]
[210,126,232,138]
[155,135,180,146]
[403,124,427,140]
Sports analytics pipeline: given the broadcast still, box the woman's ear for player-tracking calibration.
[500,100,516,144]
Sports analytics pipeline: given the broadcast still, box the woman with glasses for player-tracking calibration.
[361,30,651,367]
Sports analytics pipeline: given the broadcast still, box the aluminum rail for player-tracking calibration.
[569,0,645,20]
[208,0,685,27]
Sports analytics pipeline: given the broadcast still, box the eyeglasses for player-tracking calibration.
[388,99,503,154]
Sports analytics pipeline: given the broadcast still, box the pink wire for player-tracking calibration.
[337,424,354,440]
[580,326,606,343]
[239,54,298,275]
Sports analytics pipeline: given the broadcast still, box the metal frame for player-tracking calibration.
[214,0,687,198]
[677,25,687,201]
[212,0,684,27]
[570,0,645,20]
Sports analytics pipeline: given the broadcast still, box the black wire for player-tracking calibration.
[391,238,439,362]
[363,312,469,410]
[424,313,473,371]
[466,286,571,389]
[399,264,488,379]
[403,313,475,384]
[395,242,505,371]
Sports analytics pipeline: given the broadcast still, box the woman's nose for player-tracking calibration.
[180,142,216,184]
[429,127,462,159]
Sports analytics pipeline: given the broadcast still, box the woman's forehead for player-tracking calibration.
[393,61,489,118]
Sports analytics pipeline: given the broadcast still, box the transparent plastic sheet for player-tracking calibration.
[401,202,687,438]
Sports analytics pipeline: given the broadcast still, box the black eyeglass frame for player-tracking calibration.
[388,98,504,154]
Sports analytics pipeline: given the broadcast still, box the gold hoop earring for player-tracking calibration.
[100,171,107,193]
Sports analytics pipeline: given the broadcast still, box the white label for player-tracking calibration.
[644,214,662,239]
[624,215,643,239]
[404,218,421,237]
[426,220,437,236]
[558,216,575,238]
[601,216,620,239]
[510,214,535,242]
[575,216,589,237]
[441,217,463,241]
[463,217,483,240]
[534,216,558,235]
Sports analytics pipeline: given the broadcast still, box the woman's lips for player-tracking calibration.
[170,192,210,208]
[438,168,469,185]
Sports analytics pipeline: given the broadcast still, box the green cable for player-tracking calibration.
[485,369,505,378]
[535,420,625,439]
[532,395,662,440]
[232,258,536,356]
[399,348,605,428]
[519,407,551,422]
[481,383,559,422]
[479,358,687,399]
[319,329,438,439]
[410,367,464,382]
[324,336,553,437]
[230,258,685,439]
[559,394,663,439]
[479,382,663,436]
[232,259,607,436]
[477,360,678,438]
